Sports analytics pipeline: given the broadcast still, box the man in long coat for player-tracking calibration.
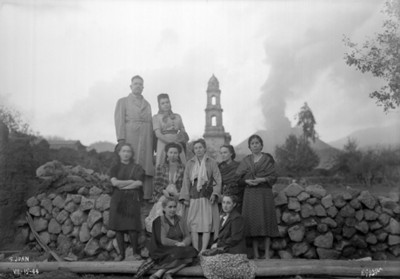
[114,75,154,200]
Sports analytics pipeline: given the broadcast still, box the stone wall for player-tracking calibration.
[22,161,122,261]
[23,162,400,260]
[274,183,400,260]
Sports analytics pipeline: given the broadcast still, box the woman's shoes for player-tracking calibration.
[132,254,142,261]
[149,275,160,279]
[115,255,125,261]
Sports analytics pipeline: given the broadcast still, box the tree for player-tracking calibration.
[344,0,400,111]
[275,134,320,177]
[0,104,35,136]
[333,138,400,186]
[296,102,317,142]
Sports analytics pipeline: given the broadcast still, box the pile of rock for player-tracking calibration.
[272,183,400,260]
[23,161,136,261]
[35,160,113,194]
[23,161,400,260]
[26,189,119,260]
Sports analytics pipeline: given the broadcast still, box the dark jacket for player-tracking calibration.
[214,210,246,254]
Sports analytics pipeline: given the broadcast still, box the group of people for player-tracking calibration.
[109,75,280,279]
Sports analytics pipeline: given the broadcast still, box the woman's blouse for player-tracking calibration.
[110,162,145,184]
[159,215,191,247]
[219,160,241,196]
[153,162,185,201]
[236,153,277,188]
[179,156,222,202]
[153,113,185,135]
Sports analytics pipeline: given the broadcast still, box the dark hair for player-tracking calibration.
[222,194,238,206]
[192,138,207,152]
[161,196,178,208]
[131,75,144,83]
[220,144,236,160]
[248,134,263,149]
[165,142,182,154]
[164,142,183,164]
[157,93,170,104]
[116,143,135,163]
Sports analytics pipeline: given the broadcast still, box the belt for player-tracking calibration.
[126,119,149,123]
[162,130,179,135]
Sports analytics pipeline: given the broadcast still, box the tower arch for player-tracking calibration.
[203,74,231,159]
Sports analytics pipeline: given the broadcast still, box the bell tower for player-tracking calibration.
[203,74,231,158]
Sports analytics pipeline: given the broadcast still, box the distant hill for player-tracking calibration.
[235,128,339,169]
[328,124,400,150]
[88,141,115,153]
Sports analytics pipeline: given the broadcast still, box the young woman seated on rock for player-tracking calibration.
[200,194,256,279]
[148,196,197,279]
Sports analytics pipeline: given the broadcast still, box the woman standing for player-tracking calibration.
[153,93,188,166]
[236,134,279,259]
[148,196,198,279]
[218,145,242,212]
[109,143,145,261]
[145,142,186,232]
[200,195,256,279]
[179,139,221,253]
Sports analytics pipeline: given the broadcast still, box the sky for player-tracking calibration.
[0,0,399,146]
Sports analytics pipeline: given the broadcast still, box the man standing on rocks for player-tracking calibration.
[114,75,154,201]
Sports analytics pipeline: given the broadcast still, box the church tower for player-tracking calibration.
[203,74,231,158]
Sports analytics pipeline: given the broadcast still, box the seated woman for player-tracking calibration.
[153,93,188,166]
[148,196,198,279]
[200,195,256,279]
[109,143,145,261]
[211,194,246,254]
[145,142,186,233]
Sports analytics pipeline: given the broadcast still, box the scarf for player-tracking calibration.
[218,160,240,186]
[157,109,176,123]
[220,213,229,227]
[190,156,208,192]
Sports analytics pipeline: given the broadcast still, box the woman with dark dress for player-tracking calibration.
[109,143,145,261]
[200,195,256,279]
[218,145,242,212]
[236,134,279,259]
[148,196,197,279]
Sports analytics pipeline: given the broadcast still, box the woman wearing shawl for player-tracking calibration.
[145,142,186,233]
[236,134,279,259]
[109,143,145,261]
[179,139,222,253]
[218,145,242,212]
[153,94,188,166]
[147,196,197,279]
